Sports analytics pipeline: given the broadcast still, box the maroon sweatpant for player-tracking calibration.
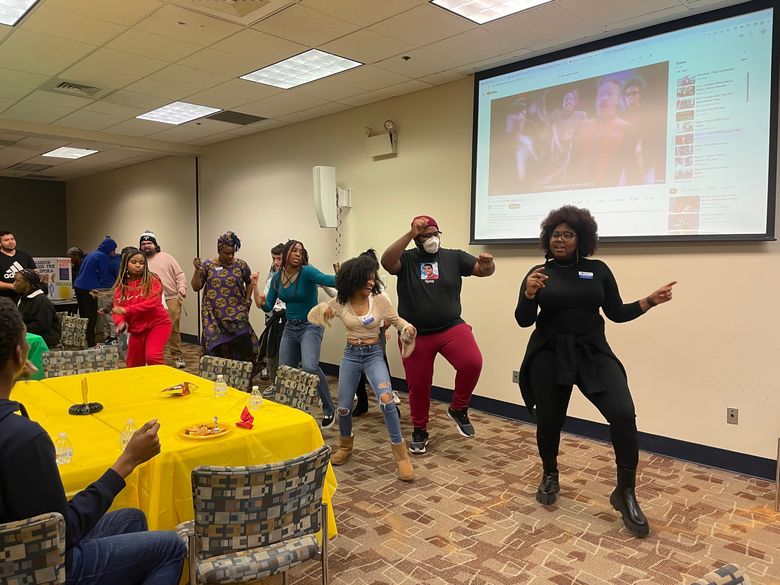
[126,322,172,368]
[400,322,483,429]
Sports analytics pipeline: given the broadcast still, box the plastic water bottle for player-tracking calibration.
[249,385,263,411]
[120,419,136,450]
[55,433,73,465]
[214,374,227,398]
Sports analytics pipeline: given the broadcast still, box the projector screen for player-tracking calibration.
[471,2,778,243]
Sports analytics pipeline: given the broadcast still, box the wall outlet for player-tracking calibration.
[512,369,519,384]
[726,407,739,425]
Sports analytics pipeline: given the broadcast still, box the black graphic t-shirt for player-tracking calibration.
[396,247,477,334]
[0,250,36,300]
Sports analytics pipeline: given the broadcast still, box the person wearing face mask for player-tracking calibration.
[381,216,495,454]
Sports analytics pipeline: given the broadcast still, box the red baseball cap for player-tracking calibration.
[413,215,439,230]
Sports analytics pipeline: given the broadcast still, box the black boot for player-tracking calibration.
[536,458,560,505]
[352,388,369,417]
[610,467,650,538]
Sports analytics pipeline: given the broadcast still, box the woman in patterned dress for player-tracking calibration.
[191,231,258,369]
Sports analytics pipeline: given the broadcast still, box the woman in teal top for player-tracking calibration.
[254,240,336,428]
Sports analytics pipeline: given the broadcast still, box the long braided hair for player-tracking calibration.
[113,247,156,298]
[274,239,309,293]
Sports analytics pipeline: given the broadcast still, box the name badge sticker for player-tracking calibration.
[578,271,594,279]
[361,314,375,326]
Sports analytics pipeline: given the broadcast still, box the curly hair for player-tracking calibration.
[539,205,598,257]
[0,298,24,365]
[335,252,383,305]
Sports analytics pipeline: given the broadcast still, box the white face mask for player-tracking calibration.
[422,236,440,254]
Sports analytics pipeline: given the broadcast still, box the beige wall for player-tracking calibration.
[66,78,780,461]
[65,156,199,337]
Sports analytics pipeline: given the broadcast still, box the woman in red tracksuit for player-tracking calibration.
[112,247,172,367]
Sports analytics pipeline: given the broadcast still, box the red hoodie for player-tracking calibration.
[112,276,171,334]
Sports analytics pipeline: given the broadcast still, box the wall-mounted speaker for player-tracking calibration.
[313,166,336,228]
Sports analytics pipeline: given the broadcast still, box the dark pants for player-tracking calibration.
[75,287,98,347]
[529,349,639,469]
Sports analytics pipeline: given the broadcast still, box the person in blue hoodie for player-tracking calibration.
[0,298,186,584]
[73,237,117,347]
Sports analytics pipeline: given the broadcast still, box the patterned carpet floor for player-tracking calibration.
[174,343,779,585]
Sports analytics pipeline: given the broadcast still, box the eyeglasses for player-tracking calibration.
[550,231,576,242]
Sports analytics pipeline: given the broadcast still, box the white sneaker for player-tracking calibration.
[392,390,401,404]
[175,357,186,369]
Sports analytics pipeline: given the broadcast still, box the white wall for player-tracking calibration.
[67,78,780,461]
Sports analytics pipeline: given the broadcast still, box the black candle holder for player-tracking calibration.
[68,402,104,415]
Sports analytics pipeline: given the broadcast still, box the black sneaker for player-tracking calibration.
[447,406,475,437]
[321,415,335,429]
[408,427,429,454]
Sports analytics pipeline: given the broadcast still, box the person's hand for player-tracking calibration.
[178,290,186,299]
[524,267,548,299]
[193,257,202,270]
[409,217,428,237]
[117,322,127,335]
[21,359,38,377]
[250,271,259,285]
[97,308,104,315]
[403,324,417,342]
[323,306,335,320]
[258,294,267,307]
[112,419,161,478]
[477,253,494,272]
[112,306,126,315]
[333,263,341,273]
[647,281,677,307]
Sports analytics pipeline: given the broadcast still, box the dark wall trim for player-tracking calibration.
[182,333,198,344]
[320,362,775,480]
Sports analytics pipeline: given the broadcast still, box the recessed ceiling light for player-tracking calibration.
[240,49,362,89]
[136,101,221,125]
[430,0,553,25]
[42,147,98,159]
[0,0,41,26]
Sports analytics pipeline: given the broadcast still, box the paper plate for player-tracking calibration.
[179,423,231,440]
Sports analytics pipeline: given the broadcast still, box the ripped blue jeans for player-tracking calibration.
[337,343,402,444]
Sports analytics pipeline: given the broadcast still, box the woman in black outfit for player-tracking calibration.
[515,205,675,537]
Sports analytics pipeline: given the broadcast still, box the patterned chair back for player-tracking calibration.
[58,314,88,349]
[0,512,65,584]
[42,346,120,378]
[271,365,319,413]
[199,355,254,392]
[190,445,331,561]
[690,564,750,585]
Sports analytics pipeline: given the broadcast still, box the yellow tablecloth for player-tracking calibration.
[12,366,337,534]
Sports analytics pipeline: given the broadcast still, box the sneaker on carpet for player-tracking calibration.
[392,390,401,404]
[408,427,429,454]
[103,337,118,346]
[321,415,335,429]
[262,386,276,398]
[174,357,186,369]
[447,406,475,438]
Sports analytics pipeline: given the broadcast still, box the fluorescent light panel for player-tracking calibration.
[136,101,221,125]
[431,0,553,24]
[42,147,98,159]
[0,0,40,26]
[241,49,361,89]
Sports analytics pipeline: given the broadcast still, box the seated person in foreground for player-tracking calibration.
[14,269,60,347]
[0,298,185,585]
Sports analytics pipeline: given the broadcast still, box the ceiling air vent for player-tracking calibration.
[38,79,116,100]
[168,0,296,25]
[7,163,54,172]
[206,110,266,125]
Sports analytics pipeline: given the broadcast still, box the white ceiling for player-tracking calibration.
[0,0,747,181]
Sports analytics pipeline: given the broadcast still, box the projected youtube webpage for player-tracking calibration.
[473,8,774,241]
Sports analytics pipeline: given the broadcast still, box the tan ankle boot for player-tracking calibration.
[331,436,354,466]
[391,440,415,481]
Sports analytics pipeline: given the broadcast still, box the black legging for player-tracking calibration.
[529,349,638,469]
[75,287,98,347]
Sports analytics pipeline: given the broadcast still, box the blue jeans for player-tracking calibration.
[337,343,402,444]
[66,508,185,585]
[279,319,334,416]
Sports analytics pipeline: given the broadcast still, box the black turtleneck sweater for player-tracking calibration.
[515,257,643,411]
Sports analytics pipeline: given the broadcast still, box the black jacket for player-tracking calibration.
[17,289,61,347]
[0,399,125,551]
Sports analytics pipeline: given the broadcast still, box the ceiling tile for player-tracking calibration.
[484,3,598,47]
[0,147,38,167]
[146,64,230,94]
[107,29,201,62]
[0,85,31,101]
[0,68,49,90]
[179,48,268,77]
[148,124,223,143]
[186,131,237,146]
[338,91,390,107]
[53,110,128,131]
[0,101,75,124]
[319,29,414,64]
[375,79,434,97]
[329,65,411,91]
[25,90,94,109]
[252,4,359,46]
[211,29,306,64]
[233,100,296,119]
[61,48,169,89]
[136,4,242,46]
[184,79,282,109]
[303,102,352,117]
[0,97,17,114]
[105,118,172,137]
[15,136,70,150]
[606,5,693,32]
[122,77,194,101]
[80,101,146,117]
[102,90,171,110]
[374,48,457,78]
[558,0,681,28]
[0,30,96,76]
[369,4,475,46]
[44,0,162,26]
[293,78,366,101]
[261,92,328,110]
[418,69,469,85]
[275,111,320,124]
[302,0,421,28]
[21,6,127,45]
[424,28,521,64]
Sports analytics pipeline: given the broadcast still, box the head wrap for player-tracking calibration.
[217,231,241,251]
